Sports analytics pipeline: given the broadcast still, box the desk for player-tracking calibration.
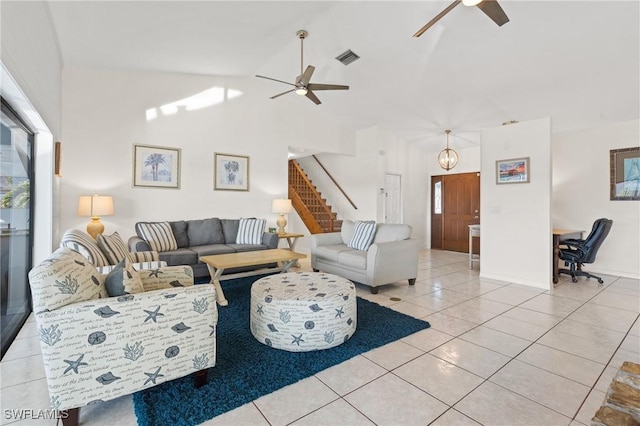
[468,225,480,270]
[552,229,584,284]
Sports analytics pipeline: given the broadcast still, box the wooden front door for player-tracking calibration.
[431,172,480,253]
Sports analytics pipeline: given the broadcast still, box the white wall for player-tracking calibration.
[1,1,63,262]
[60,68,356,246]
[553,119,640,278]
[480,118,552,289]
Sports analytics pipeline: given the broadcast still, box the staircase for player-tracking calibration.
[288,160,342,234]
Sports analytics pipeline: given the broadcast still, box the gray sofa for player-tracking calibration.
[311,220,419,293]
[129,218,278,280]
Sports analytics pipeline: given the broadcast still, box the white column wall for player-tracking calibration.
[480,118,552,289]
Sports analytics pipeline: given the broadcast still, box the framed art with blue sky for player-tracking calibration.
[133,144,181,189]
[610,146,640,200]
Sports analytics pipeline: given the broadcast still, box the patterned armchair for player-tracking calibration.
[28,247,217,426]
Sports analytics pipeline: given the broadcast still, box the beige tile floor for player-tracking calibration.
[1,250,639,425]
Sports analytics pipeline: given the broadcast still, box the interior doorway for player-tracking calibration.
[384,173,402,224]
[431,172,480,253]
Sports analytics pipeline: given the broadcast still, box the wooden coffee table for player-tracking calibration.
[200,249,307,306]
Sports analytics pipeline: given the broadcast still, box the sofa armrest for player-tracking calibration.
[128,236,151,252]
[366,239,420,286]
[34,284,217,411]
[137,265,195,291]
[262,232,278,249]
[129,250,159,263]
[311,232,343,250]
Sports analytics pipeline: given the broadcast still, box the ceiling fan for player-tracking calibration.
[413,0,509,38]
[256,30,349,105]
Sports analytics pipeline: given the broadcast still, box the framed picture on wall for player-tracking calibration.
[496,157,530,184]
[133,144,181,189]
[214,153,249,191]
[610,147,640,200]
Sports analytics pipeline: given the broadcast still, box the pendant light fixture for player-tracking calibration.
[438,129,458,171]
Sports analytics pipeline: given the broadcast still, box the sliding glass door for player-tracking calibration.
[0,98,34,358]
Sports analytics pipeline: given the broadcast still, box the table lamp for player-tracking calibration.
[78,194,114,239]
[271,198,292,235]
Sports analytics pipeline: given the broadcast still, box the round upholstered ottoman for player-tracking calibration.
[250,272,357,352]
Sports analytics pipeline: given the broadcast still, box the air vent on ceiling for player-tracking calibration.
[335,49,360,66]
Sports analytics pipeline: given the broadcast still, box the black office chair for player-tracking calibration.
[558,218,613,284]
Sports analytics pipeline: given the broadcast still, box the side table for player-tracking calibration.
[277,232,304,266]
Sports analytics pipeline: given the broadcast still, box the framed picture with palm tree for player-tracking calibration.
[133,144,181,189]
[214,153,249,191]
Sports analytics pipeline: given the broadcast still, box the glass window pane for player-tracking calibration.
[1,100,33,359]
[434,181,442,214]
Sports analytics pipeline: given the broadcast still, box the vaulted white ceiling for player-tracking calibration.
[47,1,639,150]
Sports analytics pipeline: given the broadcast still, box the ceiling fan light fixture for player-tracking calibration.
[462,0,483,6]
[295,87,308,96]
[438,130,459,171]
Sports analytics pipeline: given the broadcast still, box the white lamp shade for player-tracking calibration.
[271,198,292,214]
[78,195,114,217]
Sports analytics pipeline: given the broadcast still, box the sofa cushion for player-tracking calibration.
[169,220,189,248]
[189,244,236,257]
[314,244,353,263]
[340,220,356,245]
[104,258,145,296]
[373,224,412,243]
[97,231,133,264]
[187,218,224,246]
[136,222,178,252]
[347,220,377,251]
[28,247,107,312]
[221,219,240,244]
[60,229,110,267]
[158,248,199,266]
[236,218,266,245]
[338,249,367,270]
[225,244,269,253]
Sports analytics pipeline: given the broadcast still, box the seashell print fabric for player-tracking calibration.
[250,272,356,352]
[29,248,108,312]
[29,249,218,411]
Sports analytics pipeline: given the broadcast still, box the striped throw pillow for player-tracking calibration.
[347,220,377,251]
[60,229,110,267]
[135,222,178,252]
[235,218,266,245]
[97,232,133,264]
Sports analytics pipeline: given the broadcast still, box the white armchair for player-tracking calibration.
[28,247,217,425]
[311,220,419,294]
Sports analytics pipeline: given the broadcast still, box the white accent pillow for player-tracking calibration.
[235,218,266,245]
[135,222,178,252]
[347,220,377,251]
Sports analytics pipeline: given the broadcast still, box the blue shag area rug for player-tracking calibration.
[133,275,430,426]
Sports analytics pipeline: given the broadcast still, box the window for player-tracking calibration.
[1,98,34,359]
[434,181,442,214]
